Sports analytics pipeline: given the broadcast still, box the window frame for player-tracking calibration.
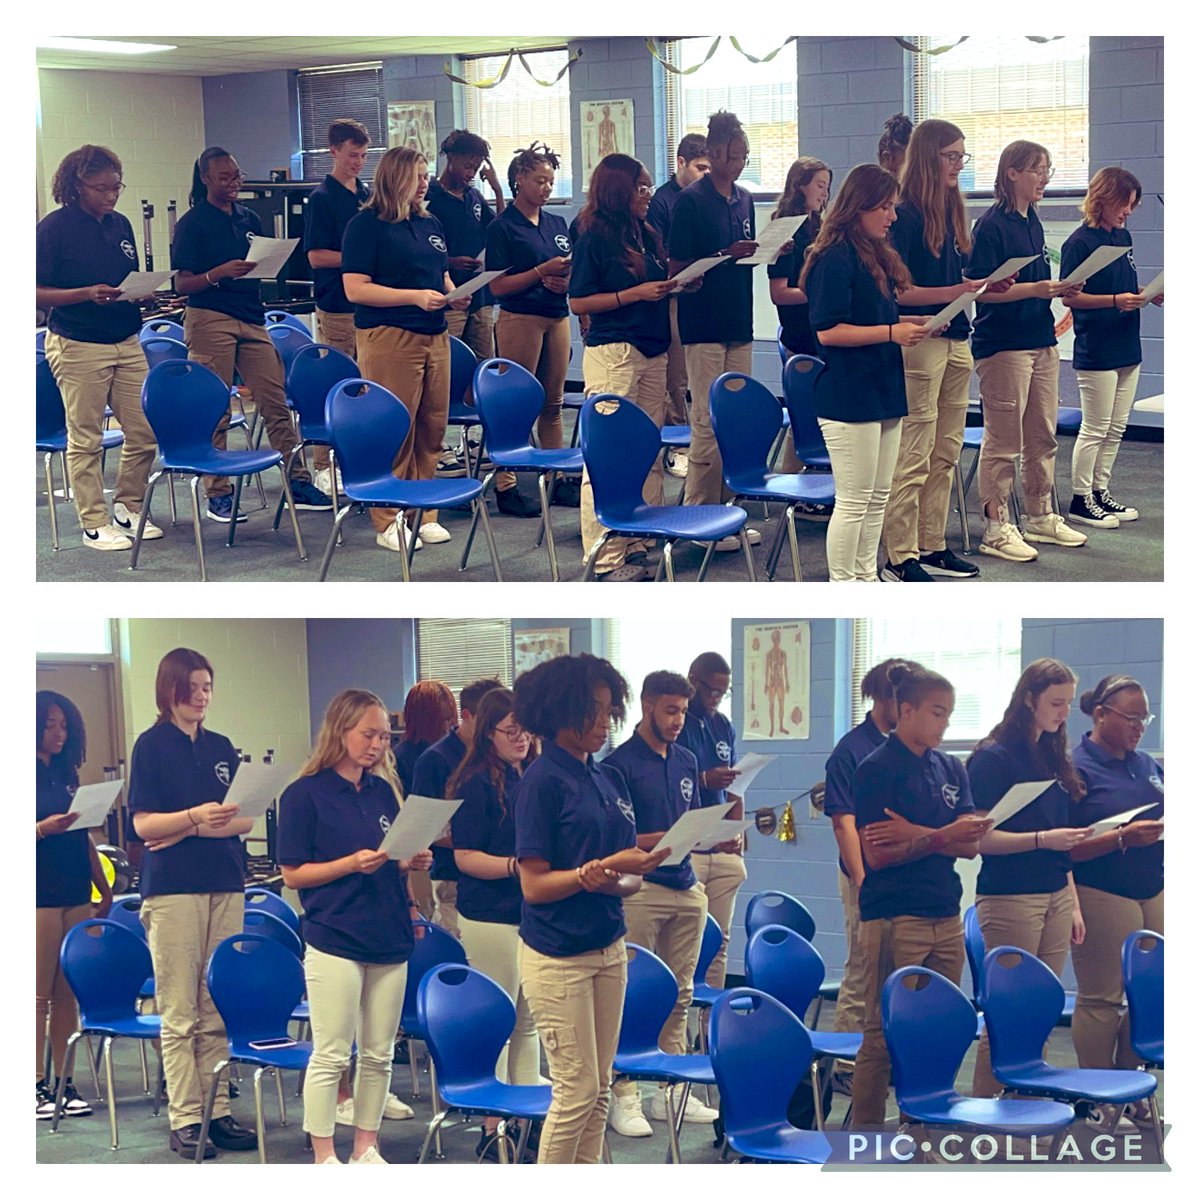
[416,618,514,703]
[296,61,387,184]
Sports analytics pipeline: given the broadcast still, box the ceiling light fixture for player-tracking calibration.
[37,37,176,56]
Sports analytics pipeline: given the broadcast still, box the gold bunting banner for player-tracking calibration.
[894,36,969,56]
[645,36,721,75]
[445,47,582,89]
[728,36,797,64]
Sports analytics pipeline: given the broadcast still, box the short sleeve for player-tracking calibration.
[806,244,856,332]
[678,746,703,810]
[964,214,1002,281]
[484,220,512,271]
[952,757,975,814]
[126,734,160,815]
[823,744,857,817]
[966,744,1013,813]
[170,214,203,273]
[304,193,338,253]
[645,192,670,244]
[412,748,451,801]
[853,759,891,829]
[668,192,700,262]
[276,782,316,866]
[1058,229,1087,282]
[515,773,560,861]
[478,192,495,233]
[767,245,797,282]
[889,206,920,265]
[35,217,60,288]
[340,212,377,277]
[449,776,494,852]
[567,232,607,299]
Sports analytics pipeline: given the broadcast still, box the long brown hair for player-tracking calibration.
[994,140,1051,212]
[299,689,403,802]
[576,153,661,279]
[900,119,971,259]
[154,648,213,724]
[800,163,912,297]
[445,688,536,815]
[771,157,831,239]
[402,680,456,745]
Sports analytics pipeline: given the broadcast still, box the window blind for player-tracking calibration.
[417,618,513,700]
[298,63,386,182]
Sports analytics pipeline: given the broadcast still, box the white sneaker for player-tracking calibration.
[81,523,132,551]
[1022,513,1088,547]
[712,527,762,553]
[608,1092,652,1137]
[348,1144,388,1164]
[375,520,423,553]
[112,502,163,540]
[979,521,1038,563]
[313,466,343,495]
[318,1155,344,1165]
[649,1086,719,1124]
[417,521,451,545]
[334,1097,355,1125]
[381,1092,415,1120]
[666,451,689,479]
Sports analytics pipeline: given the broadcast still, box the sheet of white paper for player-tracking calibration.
[921,284,987,336]
[656,802,736,866]
[1139,271,1164,301]
[116,271,174,300]
[379,794,464,860]
[244,235,300,280]
[1089,803,1161,835]
[691,818,757,853]
[220,760,296,820]
[1156,823,1165,842]
[984,780,1056,830]
[444,269,508,303]
[66,779,125,829]
[729,752,776,794]
[669,254,727,293]
[983,255,1038,284]
[737,214,806,266]
[1060,244,1130,286]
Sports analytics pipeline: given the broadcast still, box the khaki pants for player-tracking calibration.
[445,304,496,365]
[43,332,156,530]
[458,916,541,1085]
[883,335,973,562]
[851,913,965,1127]
[1072,364,1140,495]
[612,882,708,1100]
[1071,885,1164,1069]
[972,886,1075,1096]
[183,308,308,498]
[356,325,450,530]
[976,346,1060,520]
[664,298,689,427]
[519,937,626,1163]
[833,872,868,1034]
[579,342,668,572]
[682,342,753,504]
[141,892,242,1130]
[313,310,359,471]
[36,902,93,1078]
[432,879,460,939]
[690,852,747,988]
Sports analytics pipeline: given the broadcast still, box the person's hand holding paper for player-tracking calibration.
[379,794,464,861]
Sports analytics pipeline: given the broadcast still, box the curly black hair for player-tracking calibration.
[513,653,629,740]
[37,690,87,780]
[51,145,123,208]
[441,128,492,159]
[507,142,560,196]
[705,110,746,153]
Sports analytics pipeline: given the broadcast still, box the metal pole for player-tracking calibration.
[141,201,155,271]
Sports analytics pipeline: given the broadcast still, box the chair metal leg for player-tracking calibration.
[103,1036,119,1150]
[272,444,305,530]
[44,453,60,550]
[226,474,245,547]
[429,1058,443,1158]
[274,1065,287,1125]
[515,1117,532,1164]
[318,505,354,581]
[535,472,550,547]
[417,1108,451,1164]
[91,1035,104,1094]
[409,1040,420,1099]
[129,471,163,571]
[763,513,786,580]
[167,472,178,526]
[954,461,972,554]
[654,548,667,581]
[189,475,208,582]
[277,467,308,563]
[811,1060,826,1132]
[739,528,757,581]
[196,1058,229,1164]
[662,539,676,582]
[405,507,423,577]
[253,1067,268,1164]
[51,1033,82,1132]
[1148,1092,1166,1163]
[664,1083,682,1163]
[139,1040,150,1094]
[537,473,560,581]
[581,531,615,581]
[496,1117,511,1163]
[328,451,342,544]
[459,471,496,571]
[786,506,802,581]
[476,498,503,581]
[696,540,717,581]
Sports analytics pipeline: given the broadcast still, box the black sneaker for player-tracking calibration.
[207,1114,258,1152]
[918,548,980,579]
[288,480,334,511]
[1068,493,1119,529]
[59,1080,93,1117]
[1093,489,1139,522]
[496,487,541,518]
[169,1123,216,1159]
[206,495,248,524]
[880,558,935,582]
[36,1082,56,1120]
[393,1038,410,1065]
[551,478,581,508]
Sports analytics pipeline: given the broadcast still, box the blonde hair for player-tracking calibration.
[1082,166,1142,228]
[994,140,1051,212]
[899,119,971,259]
[365,146,428,223]
[300,689,403,803]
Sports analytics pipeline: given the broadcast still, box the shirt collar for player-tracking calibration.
[543,739,593,779]
[1078,731,1127,767]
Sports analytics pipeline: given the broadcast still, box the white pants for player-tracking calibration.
[301,945,407,1137]
[818,417,902,582]
[1071,364,1141,495]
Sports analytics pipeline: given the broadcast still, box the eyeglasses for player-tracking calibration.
[695,681,730,701]
[940,151,972,166]
[635,184,654,196]
[212,172,247,186]
[82,181,126,196]
[1099,706,1154,730]
[1026,166,1057,181]
[495,725,532,742]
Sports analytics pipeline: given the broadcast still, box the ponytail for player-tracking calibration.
[888,661,953,710]
[190,146,232,208]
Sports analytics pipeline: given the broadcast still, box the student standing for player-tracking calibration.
[513,654,669,1164]
[36,144,160,549]
[769,157,830,360]
[342,146,470,552]
[965,140,1085,562]
[127,648,257,1160]
[172,147,330,523]
[850,662,992,1127]
[394,680,457,796]
[277,689,433,1165]
[1062,167,1159,529]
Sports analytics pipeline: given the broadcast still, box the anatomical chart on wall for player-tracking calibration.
[742,621,810,741]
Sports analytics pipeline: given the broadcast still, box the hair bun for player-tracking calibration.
[1078,688,1098,715]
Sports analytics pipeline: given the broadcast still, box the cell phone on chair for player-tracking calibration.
[248,1037,297,1051]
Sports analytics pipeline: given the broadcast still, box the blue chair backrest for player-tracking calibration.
[417,964,515,1088]
[36,328,47,354]
[401,921,468,1031]
[60,919,153,1025]
[286,343,358,427]
[781,354,828,461]
[882,966,976,1110]
[745,890,816,943]
[579,395,660,523]
[448,335,478,415]
[745,924,825,1020]
[1122,930,1163,1061]
[472,357,546,454]
[207,933,306,1045]
[617,944,678,1057]
[326,379,412,489]
[244,887,302,934]
[694,913,723,986]
[243,909,304,958]
[141,334,188,371]
[265,310,312,335]
[36,355,66,441]
[268,323,315,374]
[140,318,185,343]
[963,904,984,1003]
[107,895,148,941]
[142,360,234,451]
[709,372,785,479]
[710,987,817,1141]
[776,326,788,366]
[978,946,1063,1073]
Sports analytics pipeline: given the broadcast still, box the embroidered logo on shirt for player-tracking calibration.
[1127,250,1137,270]
[429,235,447,253]
[473,202,482,221]
[681,776,694,803]
[942,783,959,808]
[742,218,752,239]
[120,239,137,261]
[715,740,731,763]
[1149,775,1163,793]
[554,234,571,254]
[379,814,392,834]
[1041,245,1051,266]
[215,762,231,786]
[617,795,636,824]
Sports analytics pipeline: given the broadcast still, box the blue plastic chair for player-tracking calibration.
[130,360,307,580]
[399,921,468,1103]
[416,964,552,1163]
[242,908,304,959]
[1122,930,1163,1069]
[779,354,832,471]
[36,327,47,353]
[51,920,163,1149]
[264,310,312,336]
[691,913,725,1009]
[319,379,502,582]
[580,394,754,582]
[140,332,187,371]
[196,933,312,1164]
[36,354,125,551]
[708,988,831,1163]
[267,322,315,381]
[446,335,484,477]
[139,317,185,343]
[614,944,717,1163]
[745,890,816,943]
[883,966,1076,1146]
[954,423,985,552]
[244,888,302,935]
[710,372,835,581]
[980,946,1162,1154]
[458,358,583,581]
[106,895,155,1001]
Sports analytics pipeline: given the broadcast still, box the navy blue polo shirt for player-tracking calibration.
[36,206,142,343]
[1060,224,1141,371]
[855,734,975,921]
[394,739,432,796]
[413,730,466,883]
[127,722,244,898]
[342,208,450,334]
[484,205,572,318]
[669,175,756,345]
[806,240,907,423]
[890,201,970,340]
[425,179,496,313]
[277,768,413,963]
[601,732,701,890]
[171,199,265,325]
[36,760,92,908]
[824,716,888,877]
[450,765,522,925]
[514,740,636,957]
[303,174,369,315]
[677,708,739,855]
[646,176,682,246]
[1070,735,1163,900]
[965,204,1054,359]
[571,224,671,359]
[769,215,819,357]
[967,736,1072,896]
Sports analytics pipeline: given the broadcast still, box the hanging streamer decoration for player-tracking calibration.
[777,800,797,843]
[728,36,797,64]
[753,782,823,843]
[446,47,583,89]
[645,36,722,75]
[895,35,1064,56]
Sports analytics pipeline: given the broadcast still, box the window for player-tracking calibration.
[850,618,1023,748]
[910,35,1089,192]
[36,617,113,656]
[663,38,797,193]
[461,50,573,200]
[298,63,386,182]
[417,618,513,699]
